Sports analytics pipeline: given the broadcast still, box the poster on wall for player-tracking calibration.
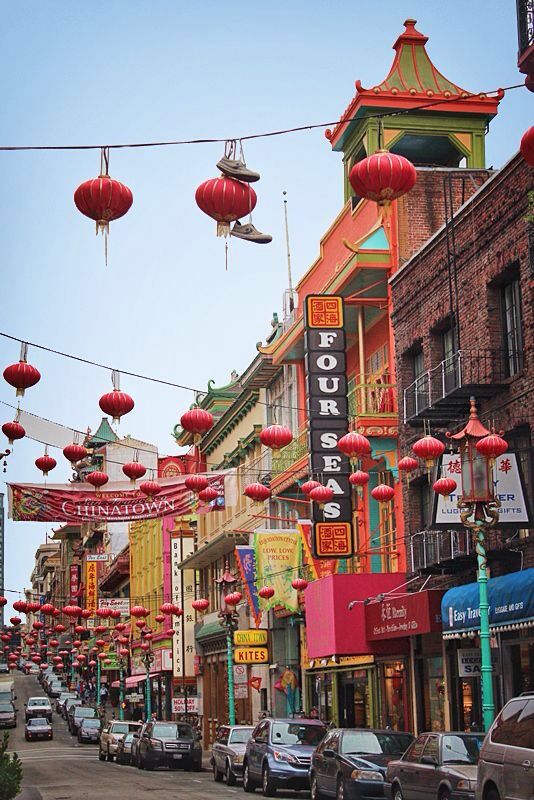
[171,533,195,679]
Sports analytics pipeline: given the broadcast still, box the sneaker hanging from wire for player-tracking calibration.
[230,220,272,244]
[217,140,260,183]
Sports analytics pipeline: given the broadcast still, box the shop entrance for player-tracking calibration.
[338,670,371,728]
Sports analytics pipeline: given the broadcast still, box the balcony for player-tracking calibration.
[403,349,508,426]
[348,381,397,434]
[517,0,534,75]
[408,528,523,575]
[271,426,308,479]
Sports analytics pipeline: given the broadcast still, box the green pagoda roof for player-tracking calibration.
[85,417,118,449]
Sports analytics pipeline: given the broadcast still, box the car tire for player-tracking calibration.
[243,762,256,793]
[137,754,144,770]
[311,773,323,800]
[262,765,277,797]
[439,791,450,800]
[144,758,155,771]
[98,749,106,761]
[392,785,404,800]
[107,747,114,762]
[213,761,224,782]
[192,760,202,772]
[485,790,500,800]
[336,776,345,800]
[225,760,236,786]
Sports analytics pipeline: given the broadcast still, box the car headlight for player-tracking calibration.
[273,750,298,764]
[350,769,384,782]
[151,739,163,750]
[457,779,476,791]
[233,754,244,764]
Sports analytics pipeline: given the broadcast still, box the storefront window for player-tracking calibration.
[423,656,445,731]
[381,661,409,731]
[337,670,371,728]
[309,672,333,724]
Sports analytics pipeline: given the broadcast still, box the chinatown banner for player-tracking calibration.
[253,531,302,613]
[235,546,262,627]
[7,472,233,523]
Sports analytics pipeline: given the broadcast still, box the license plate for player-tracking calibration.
[173,754,183,760]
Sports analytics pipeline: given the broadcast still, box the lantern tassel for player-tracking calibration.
[216,221,230,237]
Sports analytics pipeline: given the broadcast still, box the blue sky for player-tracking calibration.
[0,1,530,614]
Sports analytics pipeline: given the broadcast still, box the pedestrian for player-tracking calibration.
[99,683,108,707]
[309,707,319,720]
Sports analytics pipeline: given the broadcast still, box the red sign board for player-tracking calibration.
[365,590,444,641]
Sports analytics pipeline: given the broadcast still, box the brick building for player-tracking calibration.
[390,152,534,731]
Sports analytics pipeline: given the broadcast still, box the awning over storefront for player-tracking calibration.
[442,567,534,638]
[365,590,444,641]
[111,672,163,689]
[177,531,249,569]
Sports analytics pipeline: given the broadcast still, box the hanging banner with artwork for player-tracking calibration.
[235,546,262,627]
[298,520,342,579]
[253,531,301,613]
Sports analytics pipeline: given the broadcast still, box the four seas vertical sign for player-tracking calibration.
[304,295,353,558]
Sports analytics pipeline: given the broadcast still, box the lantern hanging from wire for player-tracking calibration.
[258,585,275,600]
[3,343,41,397]
[122,453,146,484]
[35,448,56,477]
[85,471,109,490]
[195,176,257,237]
[63,438,88,467]
[301,480,321,496]
[370,484,395,504]
[412,434,445,469]
[349,469,370,487]
[191,598,209,612]
[520,126,534,167]
[184,474,209,493]
[292,577,308,591]
[244,482,271,502]
[198,486,219,503]
[139,479,161,501]
[348,150,417,215]
[260,424,293,450]
[180,407,214,443]
[475,432,508,467]
[99,370,134,424]
[309,485,334,507]
[398,456,419,474]
[2,418,25,445]
[433,477,457,496]
[337,431,371,460]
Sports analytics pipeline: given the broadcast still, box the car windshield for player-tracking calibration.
[60,694,76,701]
[111,723,140,734]
[230,728,254,744]
[441,735,484,764]
[82,719,101,729]
[152,723,193,739]
[76,708,95,718]
[271,723,326,746]
[28,699,50,707]
[123,733,135,743]
[28,718,48,726]
[342,731,413,756]
[0,704,13,713]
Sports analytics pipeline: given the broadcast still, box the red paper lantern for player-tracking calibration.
[130,605,149,618]
[309,485,334,505]
[13,600,27,613]
[171,605,184,617]
[165,628,176,637]
[109,609,121,620]
[95,626,107,636]
[184,474,209,493]
[195,176,257,237]
[398,456,419,473]
[191,598,209,612]
[258,586,275,600]
[180,408,214,440]
[475,433,508,463]
[35,452,57,476]
[63,443,87,466]
[371,484,395,503]
[140,642,151,652]
[291,578,309,591]
[114,623,127,633]
[32,621,44,630]
[122,460,146,483]
[119,648,129,657]
[2,420,25,444]
[433,477,457,496]
[86,471,109,489]
[301,480,321,496]
[40,603,55,616]
[53,624,66,633]
[155,614,165,623]
[349,151,417,212]
[349,470,370,487]
[135,620,146,630]
[198,486,218,503]
[224,591,243,607]
[520,126,534,167]
[159,603,175,616]
[0,597,7,608]
[10,617,21,626]
[96,607,112,619]
[99,389,134,424]
[338,432,371,459]
[80,609,92,619]
[139,480,161,500]
[88,660,97,668]
[26,601,42,613]
[260,424,293,451]
[143,632,154,642]
[97,652,107,661]
[95,638,106,647]
[244,482,271,502]
[74,172,133,236]
[3,352,41,397]
[412,435,445,468]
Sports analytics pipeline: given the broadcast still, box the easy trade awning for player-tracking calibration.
[442,567,534,638]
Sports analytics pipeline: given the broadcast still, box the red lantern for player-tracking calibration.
[63,442,87,466]
[72,639,82,648]
[338,432,371,459]
[292,578,309,591]
[301,480,321,496]
[96,607,112,619]
[412,435,445,468]
[26,601,42,613]
[159,603,175,616]
[3,344,41,397]
[122,460,146,483]
[224,591,242,607]
[165,628,176,637]
[195,176,257,237]
[433,477,457,496]
[191,598,209,613]
[13,600,27,613]
[80,609,92,619]
[349,470,370,487]
[54,624,66,633]
[35,452,57,477]
[171,605,184,617]
[398,456,419,473]
[130,605,149,618]
[198,486,218,503]
[475,433,508,465]
[185,474,209,494]
[244,482,271,502]
[86,471,109,490]
[260,424,293,451]
[74,166,133,243]
[32,621,44,630]
[139,480,161,501]
[2,420,25,444]
[109,609,121,620]
[258,586,275,600]
[96,652,107,661]
[309,485,334,505]
[0,597,7,608]
[40,603,55,616]
[114,623,127,633]
[520,126,534,167]
[371,484,395,504]
[180,408,214,441]
[119,648,129,657]
[88,660,97,668]
[155,614,165,624]
[135,620,146,630]
[10,617,21,626]
[95,625,107,635]
[95,638,106,647]
[140,642,151,652]
[349,151,417,212]
[63,604,82,618]
[99,389,134,424]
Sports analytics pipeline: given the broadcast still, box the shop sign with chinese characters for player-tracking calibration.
[171,534,196,678]
[85,561,98,612]
[304,295,353,558]
[433,453,532,529]
[69,564,80,602]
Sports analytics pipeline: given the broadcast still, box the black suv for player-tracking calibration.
[137,721,202,771]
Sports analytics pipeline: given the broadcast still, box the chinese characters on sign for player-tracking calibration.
[69,564,80,602]
[304,295,353,558]
[171,534,195,679]
[85,561,98,612]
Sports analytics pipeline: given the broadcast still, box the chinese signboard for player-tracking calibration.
[171,534,195,679]
[304,295,353,558]
[234,630,268,646]
[234,647,269,664]
[365,590,444,640]
[433,453,531,529]
[85,561,98,612]
[69,564,80,602]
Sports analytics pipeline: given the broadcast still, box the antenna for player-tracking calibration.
[283,191,296,314]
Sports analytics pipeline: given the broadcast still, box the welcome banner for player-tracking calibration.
[8,474,228,523]
[253,531,302,613]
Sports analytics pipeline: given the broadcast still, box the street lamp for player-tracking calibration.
[140,637,155,720]
[215,562,240,726]
[446,397,505,731]
[114,638,129,722]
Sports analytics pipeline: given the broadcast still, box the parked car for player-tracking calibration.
[63,698,82,720]
[25,697,52,723]
[56,692,77,714]
[130,725,147,767]
[0,702,17,729]
[212,724,254,784]
[311,728,414,800]
[0,663,9,674]
[387,731,485,800]
[116,732,136,765]
[0,681,16,705]
[69,705,96,735]
[475,693,534,800]
[136,720,202,771]
[48,681,67,699]
[25,716,53,741]
[243,718,327,795]
[99,720,143,762]
[77,717,102,744]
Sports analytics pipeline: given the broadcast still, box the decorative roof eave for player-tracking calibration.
[219,425,263,469]
[326,19,502,151]
[203,392,261,456]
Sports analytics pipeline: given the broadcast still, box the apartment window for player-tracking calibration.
[442,325,459,393]
[412,349,427,415]
[501,277,524,376]
[267,366,298,432]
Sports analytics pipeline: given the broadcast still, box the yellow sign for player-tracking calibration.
[85,561,98,612]
[234,647,269,664]
[234,630,268,646]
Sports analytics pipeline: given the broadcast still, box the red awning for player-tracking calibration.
[365,589,444,641]
[111,672,162,689]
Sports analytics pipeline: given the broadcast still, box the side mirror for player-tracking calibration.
[323,749,336,759]
[421,755,438,767]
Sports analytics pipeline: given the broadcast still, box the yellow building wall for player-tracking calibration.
[129,518,163,630]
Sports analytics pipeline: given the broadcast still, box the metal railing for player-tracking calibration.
[408,529,474,573]
[348,382,397,418]
[271,426,308,475]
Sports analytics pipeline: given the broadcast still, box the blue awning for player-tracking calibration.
[442,568,534,636]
